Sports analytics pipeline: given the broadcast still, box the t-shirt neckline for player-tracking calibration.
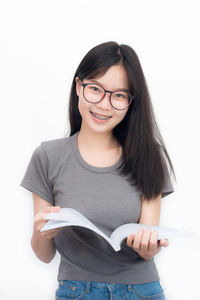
[70,131,123,173]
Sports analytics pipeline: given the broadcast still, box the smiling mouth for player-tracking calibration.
[90,111,112,119]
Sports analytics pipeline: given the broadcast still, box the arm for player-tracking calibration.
[31,193,58,263]
[126,193,169,260]
[138,193,162,226]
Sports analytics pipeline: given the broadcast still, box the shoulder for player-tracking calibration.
[33,135,73,165]
[41,136,72,154]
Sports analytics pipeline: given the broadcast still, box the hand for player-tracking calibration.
[126,228,169,260]
[34,206,62,240]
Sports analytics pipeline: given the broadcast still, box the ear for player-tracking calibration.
[75,76,81,97]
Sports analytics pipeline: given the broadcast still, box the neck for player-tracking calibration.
[77,124,120,153]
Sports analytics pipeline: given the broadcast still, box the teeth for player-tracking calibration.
[91,112,111,120]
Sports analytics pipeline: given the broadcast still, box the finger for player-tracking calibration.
[40,213,51,221]
[42,206,60,220]
[45,206,60,213]
[140,229,152,251]
[133,229,144,251]
[46,227,62,239]
[41,227,61,236]
[48,227,61,233]
[149,231,158,252]
[46,232,57,239]
[159,239,169,247]
[127,233,135,247]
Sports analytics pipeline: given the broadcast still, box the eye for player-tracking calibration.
[115,93,125,98]
[88,85,101,93]
[91,87,99,92]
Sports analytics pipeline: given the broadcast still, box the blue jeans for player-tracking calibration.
[55,279,166,300]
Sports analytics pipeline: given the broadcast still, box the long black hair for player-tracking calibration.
[65,41,176,202]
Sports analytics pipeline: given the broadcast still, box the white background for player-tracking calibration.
[0,0,200,299]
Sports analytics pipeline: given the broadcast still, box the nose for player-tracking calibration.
[96,91,112,110]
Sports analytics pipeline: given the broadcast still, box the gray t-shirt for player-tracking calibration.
[20,130,174,284]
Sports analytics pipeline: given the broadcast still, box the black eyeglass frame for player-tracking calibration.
[79,79,135,111]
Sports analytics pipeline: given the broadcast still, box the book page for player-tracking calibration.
[40,208,193,252]
[40,208,120,251]
[110,223,194,247]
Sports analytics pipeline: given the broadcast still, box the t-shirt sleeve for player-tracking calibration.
[20,143,54,205]
[161,156,175,198]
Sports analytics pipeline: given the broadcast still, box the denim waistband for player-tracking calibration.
[84,281,134,293]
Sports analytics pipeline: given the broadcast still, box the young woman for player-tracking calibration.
[20,41,176,300]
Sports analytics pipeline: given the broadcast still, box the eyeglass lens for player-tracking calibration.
[83,83,132,110]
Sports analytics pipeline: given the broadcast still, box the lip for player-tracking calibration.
[90,111,112,123]
[90,111,112,117]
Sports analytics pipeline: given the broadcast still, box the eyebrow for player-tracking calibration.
[86,79,130,93]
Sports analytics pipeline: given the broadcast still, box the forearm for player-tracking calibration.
[31,228,56,263]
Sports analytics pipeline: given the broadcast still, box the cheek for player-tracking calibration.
[115,110,128,123]
[78,96,90,117]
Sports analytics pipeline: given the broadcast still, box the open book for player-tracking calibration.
[40,207,193,252]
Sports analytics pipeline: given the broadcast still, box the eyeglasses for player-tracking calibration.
[79,80,134,110]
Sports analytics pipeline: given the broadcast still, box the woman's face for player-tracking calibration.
[75,64,130,135]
